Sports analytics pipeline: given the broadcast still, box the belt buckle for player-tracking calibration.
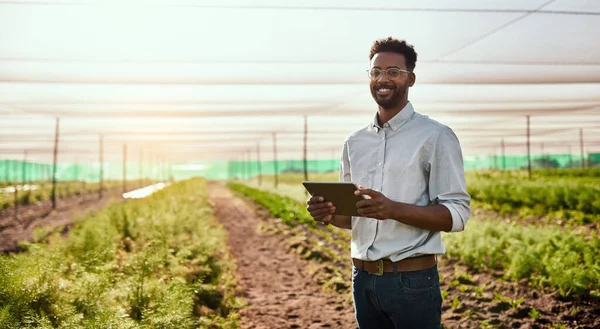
[368,259,384,276]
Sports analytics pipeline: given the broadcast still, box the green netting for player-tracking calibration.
[1,153,598,183]
[0,160,170,183]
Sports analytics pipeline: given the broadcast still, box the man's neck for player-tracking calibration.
[377,99,408,126]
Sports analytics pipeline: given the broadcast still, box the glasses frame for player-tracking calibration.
[367,68,412,80]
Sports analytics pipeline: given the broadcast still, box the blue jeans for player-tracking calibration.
[352,263,443,329]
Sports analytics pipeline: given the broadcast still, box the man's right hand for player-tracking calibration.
[306,196,336,225]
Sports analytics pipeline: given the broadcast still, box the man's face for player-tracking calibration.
[369,52,414,110]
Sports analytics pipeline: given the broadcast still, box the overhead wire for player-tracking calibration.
[0,1,599,16]
[434,0,558,61]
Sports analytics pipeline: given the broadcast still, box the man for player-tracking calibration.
[306,37,471,329]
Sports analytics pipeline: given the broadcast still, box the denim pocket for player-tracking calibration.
[397,267,439,293]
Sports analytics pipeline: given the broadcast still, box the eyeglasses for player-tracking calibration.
[367,68,412,80]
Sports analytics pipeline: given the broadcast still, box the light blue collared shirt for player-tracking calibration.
[339,101,471,262]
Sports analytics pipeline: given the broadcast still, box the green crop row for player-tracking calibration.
[471,168,600,179]
[240,170,600,225]
[442,219,600,298]
[466,175,600,219]
[228,183,350,255]
[231,181,600,299]
[0,178,242,328]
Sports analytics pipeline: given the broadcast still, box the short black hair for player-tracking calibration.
[369,37,418,72]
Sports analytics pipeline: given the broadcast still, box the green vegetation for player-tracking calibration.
[243,168,600,225]
[228,182,351,244]
[466,172,600,224]
[443,217,600,298]
[0,178,241,328]
[231,177,600,299]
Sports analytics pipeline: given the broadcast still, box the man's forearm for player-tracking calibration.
[391,202,452,232]
[331,215,352,229]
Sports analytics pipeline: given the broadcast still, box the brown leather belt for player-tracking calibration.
[352,255,436,276]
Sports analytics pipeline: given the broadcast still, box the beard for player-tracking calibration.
[370,85,406,110]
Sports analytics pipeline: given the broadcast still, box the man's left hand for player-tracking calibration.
[354,188,397,220]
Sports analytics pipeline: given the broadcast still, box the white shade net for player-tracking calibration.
[1,0,599,163]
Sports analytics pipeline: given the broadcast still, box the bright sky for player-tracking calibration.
[1,0,599,163]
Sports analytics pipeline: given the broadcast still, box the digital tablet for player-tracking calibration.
[302,181,366,217]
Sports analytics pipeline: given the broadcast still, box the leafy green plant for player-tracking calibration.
[444,217,600,298]
[529,307,540,321]
[451,296,461,309]
[441,290,449,300]
[0,178,241,328]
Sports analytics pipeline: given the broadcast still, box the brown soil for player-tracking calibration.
[0,186,131,253]
[216,182,600,329]
[207,181,358,329]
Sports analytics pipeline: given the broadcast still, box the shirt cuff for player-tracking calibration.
[440,202,467,232]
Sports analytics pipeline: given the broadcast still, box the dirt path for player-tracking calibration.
[208,181,357,329]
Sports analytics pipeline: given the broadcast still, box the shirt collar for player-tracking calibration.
[371,101,415,132]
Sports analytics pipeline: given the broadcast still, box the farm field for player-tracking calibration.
[0,178,242,328]
[245,170,600,227]
[1,170,598,329]
[231,169,600,328]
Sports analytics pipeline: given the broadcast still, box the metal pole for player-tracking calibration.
[579,128,585,169]
[51,118,60,209]
[273,132,279,188]
[303,115,308,182]
[99,134,103,199]
[526,115,531,179]
[123,144,127,194]
[256,142,262,186]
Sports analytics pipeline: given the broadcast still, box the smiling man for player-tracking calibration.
[306,37,471,329]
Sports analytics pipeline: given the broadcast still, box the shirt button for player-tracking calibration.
[378,162,382,166]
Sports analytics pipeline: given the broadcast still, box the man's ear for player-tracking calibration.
[408,73,416,87]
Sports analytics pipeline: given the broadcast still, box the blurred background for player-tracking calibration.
[1,0,599,183]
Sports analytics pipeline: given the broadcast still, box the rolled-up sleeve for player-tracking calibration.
[339,139,352,183]
[427,126,471,232]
